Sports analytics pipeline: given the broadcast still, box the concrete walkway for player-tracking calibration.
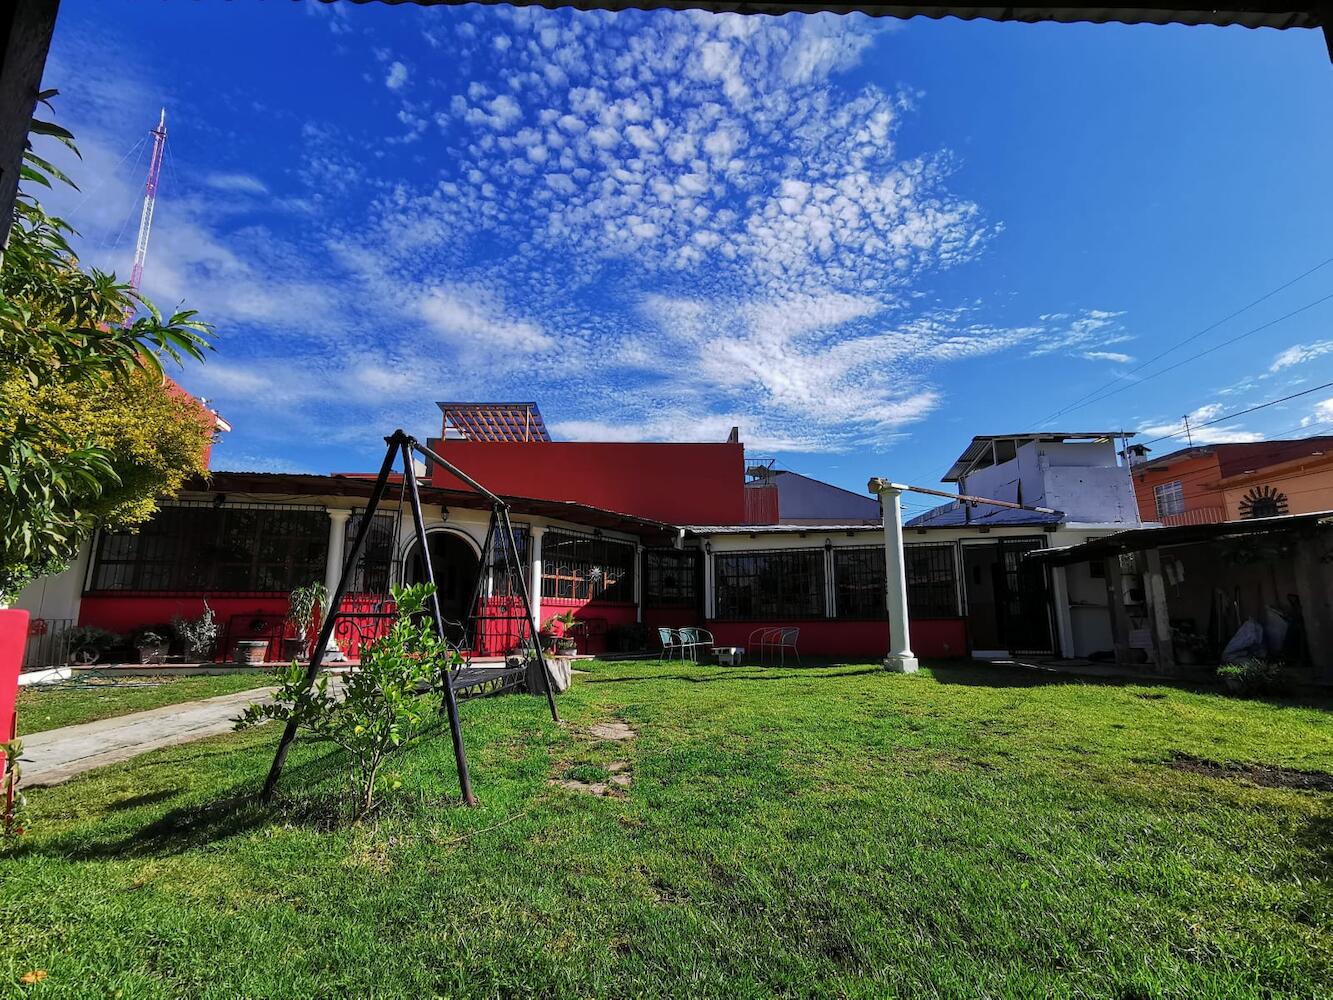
[19,687,276,787]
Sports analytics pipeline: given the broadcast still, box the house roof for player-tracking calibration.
[1140,436,1333,479]
[1027,509,1333,565]
[904,502,1064,529]
[436,401,551,443]
[353,3,1324,31]
[682,523,883,536]
[192,471,678,541]
[943,432,1132,483]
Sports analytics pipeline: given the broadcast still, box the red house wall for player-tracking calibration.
[428,438,745,525]
[703,618,968,660]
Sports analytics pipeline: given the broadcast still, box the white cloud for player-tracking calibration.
[385,61,408,91]
[417,286,553,353]
[1139,403,1262,445]
[1081,351,1134,364]
[204,172,269,195]
[1271,340,1333,372]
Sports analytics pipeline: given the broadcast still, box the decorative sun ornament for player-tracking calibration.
[1238,485,1289,520]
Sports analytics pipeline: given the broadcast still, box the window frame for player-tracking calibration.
[643,548,701,609]
[830,543,961,620]
[712,547,828,622]
[1153,480,1185,518]
[540,528,636,604]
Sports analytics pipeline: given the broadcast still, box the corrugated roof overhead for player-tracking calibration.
[344,3,1324,31]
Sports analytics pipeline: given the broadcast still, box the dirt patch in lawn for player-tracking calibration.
[1169,752,1333,793]
[551,761,633,797]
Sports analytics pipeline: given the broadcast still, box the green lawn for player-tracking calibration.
[3,660,1331,997]
[15,672,277,735]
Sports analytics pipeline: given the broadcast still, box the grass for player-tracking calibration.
[15,672,276,735]
[2,659,1331,998]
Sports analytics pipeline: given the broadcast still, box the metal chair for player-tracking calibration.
[677,626,714,662]
[747,626,801,665]
[657,627,682,660]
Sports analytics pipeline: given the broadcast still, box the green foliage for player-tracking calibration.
[1217,658,1287,696]
[237,584,462,819]
[2,738,29,847]
[287,581,330,637]
[0,95,215,602]
[172,602,218,659]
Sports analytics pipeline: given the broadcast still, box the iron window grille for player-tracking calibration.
[713,548,826,621]
[831,544,960,619]
[490,522,531,597]
[1153,480,1185,518]
[344,509,399,595]
[88,501,329,595]
[644,548,700,608]
[540,529,635,603]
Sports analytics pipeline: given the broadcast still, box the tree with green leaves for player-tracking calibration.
[0,92,214,602]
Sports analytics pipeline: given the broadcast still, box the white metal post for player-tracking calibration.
[324,509,351,594]
[529,525,545,633]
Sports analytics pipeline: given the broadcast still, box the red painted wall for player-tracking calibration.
[1,610,28,747]
[80,595,291,661]
[704,618,968,660]
[428,438,745,524]
[541,598,636,655]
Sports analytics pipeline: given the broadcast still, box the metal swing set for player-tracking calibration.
[260,429,559,808]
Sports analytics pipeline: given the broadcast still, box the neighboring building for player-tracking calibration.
[14,408,1139,664]
[1127,437,1333,526]
[741,468,881,526]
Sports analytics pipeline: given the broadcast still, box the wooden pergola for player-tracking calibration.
[1,2,1327,265]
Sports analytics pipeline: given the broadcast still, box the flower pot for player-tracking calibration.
[136,643,166,665]
[233,640,268,665]
[281,637,308,662]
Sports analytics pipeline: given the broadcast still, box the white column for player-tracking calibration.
[872,481,918,673]
[1050,565,1075,659]
[529,525,545,633]
[634,544,644,624]
[325,509,351,594]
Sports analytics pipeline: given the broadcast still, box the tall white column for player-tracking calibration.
[528,525,545,633]
[325,509,351,594]
[870,481,918,673]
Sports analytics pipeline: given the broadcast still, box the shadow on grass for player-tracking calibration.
[585,666,881,685]
[928,662,1333,710]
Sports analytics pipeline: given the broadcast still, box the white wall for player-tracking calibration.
[12,542,91,625]
[958,440,1139,526]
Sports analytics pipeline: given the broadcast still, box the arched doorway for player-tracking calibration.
[404,531,480,645]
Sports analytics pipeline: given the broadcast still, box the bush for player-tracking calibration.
[1216,659,1286,697]
[236,583,460,819]
[172,602,218,660]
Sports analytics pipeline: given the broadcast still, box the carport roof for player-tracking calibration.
[1027,509,1333,565]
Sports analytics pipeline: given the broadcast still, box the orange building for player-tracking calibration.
[1129,437,1333,525]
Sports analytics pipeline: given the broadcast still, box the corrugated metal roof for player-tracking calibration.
[1028,509,1333,564]
[343,3,1324,31]
[683,523,883,535]
[904,501,1063,528]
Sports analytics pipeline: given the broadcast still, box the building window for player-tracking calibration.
[89,503,329,595]
[832,544,960,619]
[1153,480,1185,518]
[491,522,530,596]
[713,549,826,621]
[540,530,635,603]
[344,510,397,595]
[644,549,700,608]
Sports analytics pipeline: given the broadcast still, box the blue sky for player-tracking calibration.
[37,3,1333,515]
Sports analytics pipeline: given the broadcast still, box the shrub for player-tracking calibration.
[236,583,460,819]
[172,602,218,659]
[1216,659,1286,697]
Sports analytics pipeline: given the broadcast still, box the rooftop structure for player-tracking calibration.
[943,432,1134,483]
[437,402,551,442]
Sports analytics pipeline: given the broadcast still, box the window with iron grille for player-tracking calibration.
[540,530,635,603]
[713,548,826,620]
[831,544,960,619]
[490,522,530,597]
[344,510,398,595]
[89,503,329,594]
[1153,480,1185,518]
[644,549,699,608]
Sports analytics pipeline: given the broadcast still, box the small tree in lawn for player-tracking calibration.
[236,583,461,819]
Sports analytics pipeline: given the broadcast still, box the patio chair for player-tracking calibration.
[676,626,715,662]
[657,627,682,660]
[747,626,801,666]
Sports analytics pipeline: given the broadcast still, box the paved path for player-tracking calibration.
[19,687,277,787]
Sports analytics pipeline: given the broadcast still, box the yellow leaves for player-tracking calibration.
[19,970,47,985]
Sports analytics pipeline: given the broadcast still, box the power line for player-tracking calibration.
[1036,255,1333,426]
[1139,380,1333,448]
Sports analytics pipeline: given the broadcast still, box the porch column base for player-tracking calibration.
[883,653,919,673]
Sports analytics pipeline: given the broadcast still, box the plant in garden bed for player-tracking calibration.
[285,581,329,661]
[2,738,29,847]
[236,583,460,820]
[1217,659,1287,697]
[543,610,579,654]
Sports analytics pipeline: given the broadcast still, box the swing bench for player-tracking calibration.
[261,429,560,808]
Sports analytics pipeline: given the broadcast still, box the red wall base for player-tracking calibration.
[1,609,30,748]
[704,618,968,660]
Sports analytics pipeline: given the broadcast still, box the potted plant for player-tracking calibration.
[62,626,120,665]
[543,611,579,655]
[285,582,330,662]
[172,602,218,662]
[133,628,168,665]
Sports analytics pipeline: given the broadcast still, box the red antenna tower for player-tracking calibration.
[129,108,167,296]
